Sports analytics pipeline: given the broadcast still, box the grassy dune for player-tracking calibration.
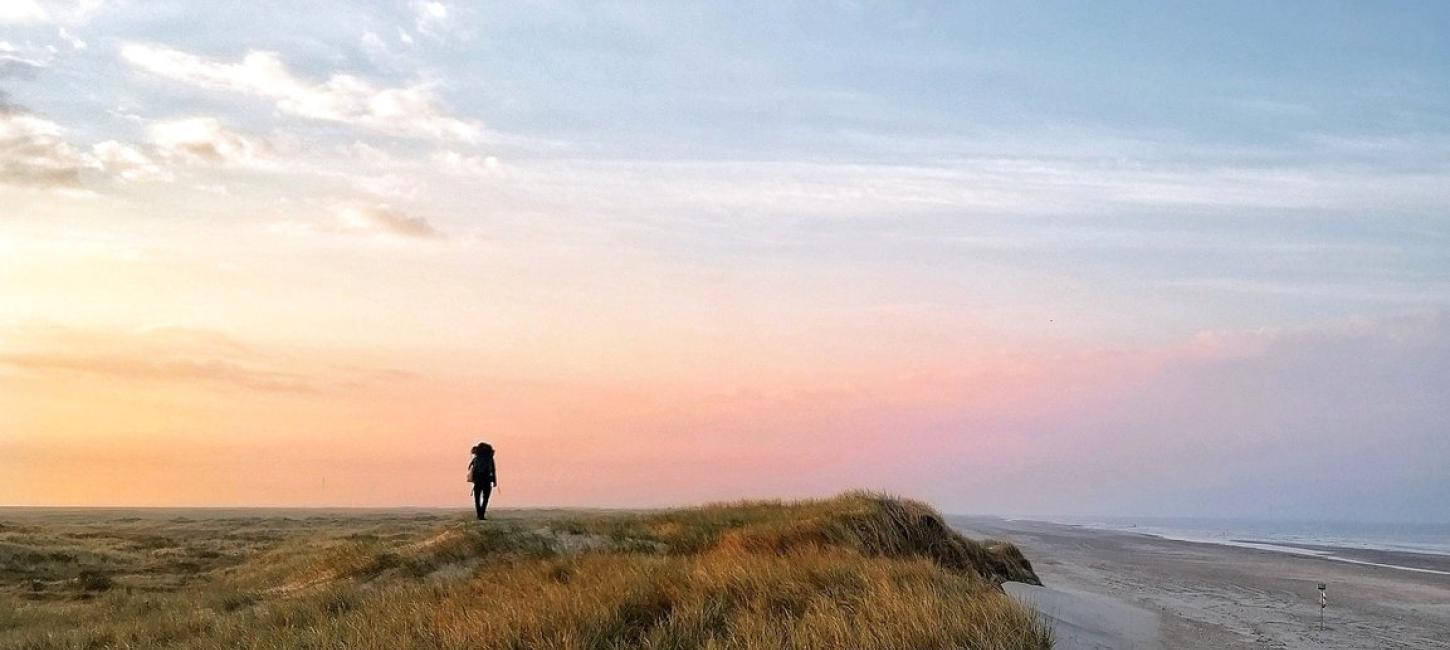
[0,492,1050,649]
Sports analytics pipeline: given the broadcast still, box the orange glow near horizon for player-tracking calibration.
[5,219,1417,514]
[3,218,1100,508]
[0,291,1182,509]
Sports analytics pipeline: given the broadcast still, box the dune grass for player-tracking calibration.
[0,493,1050,649]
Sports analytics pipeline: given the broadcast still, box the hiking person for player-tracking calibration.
[467,443,497,520]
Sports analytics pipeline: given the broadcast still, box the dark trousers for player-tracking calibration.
[472,484,492,520]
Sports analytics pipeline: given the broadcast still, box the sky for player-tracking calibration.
[2,1,1448,521]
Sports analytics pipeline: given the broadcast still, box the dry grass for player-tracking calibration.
[0,493,1050,649]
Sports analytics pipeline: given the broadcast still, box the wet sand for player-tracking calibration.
[953,516,1450,649]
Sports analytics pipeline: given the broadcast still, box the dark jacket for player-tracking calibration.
[468,453,496,485]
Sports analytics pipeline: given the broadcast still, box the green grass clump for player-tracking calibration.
[0,494,1050,649]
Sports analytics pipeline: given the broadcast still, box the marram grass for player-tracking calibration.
[0,492,1051,649]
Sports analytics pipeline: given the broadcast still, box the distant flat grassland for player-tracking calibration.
[0,493,1050,649]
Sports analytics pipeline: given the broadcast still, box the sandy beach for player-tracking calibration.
[953,516,1450,649]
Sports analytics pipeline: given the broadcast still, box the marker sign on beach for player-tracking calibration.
[1317,583,1327,630]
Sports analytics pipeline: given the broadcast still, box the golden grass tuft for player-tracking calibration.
[0,493,1050,649]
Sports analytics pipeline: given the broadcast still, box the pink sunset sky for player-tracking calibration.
[3,2,1448,521]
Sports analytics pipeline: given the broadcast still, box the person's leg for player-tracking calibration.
[478,484,492,519]
[472,485,485,520]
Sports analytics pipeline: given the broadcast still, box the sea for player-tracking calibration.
[1033,515,1450,575]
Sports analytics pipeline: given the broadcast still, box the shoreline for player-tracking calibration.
[1227,540,1450,576]
[1002,517,1450,576]
[954,515,1450,649]
[1008,516,1450,557]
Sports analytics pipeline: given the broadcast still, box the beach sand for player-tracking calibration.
[953,517,1450,649]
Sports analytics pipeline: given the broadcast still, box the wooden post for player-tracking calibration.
[1317,583,1327,631]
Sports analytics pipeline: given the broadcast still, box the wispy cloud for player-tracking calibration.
[433,150,500,177]
[0,41,50,78]
[335,203,443,238]
[91,139,171,182]
[147,117,270,167]
[0,324,416,394]
[0,0,104,25]
[1,107,281,189]
[480,157,1450,222]
[120,43,480,142]
[413,1,450,35]
[0,100,87,189]
[0,350,318,392]
[0,325,314,393]
[273,202,445,240]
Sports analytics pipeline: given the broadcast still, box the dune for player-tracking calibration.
[0,493,1051,649]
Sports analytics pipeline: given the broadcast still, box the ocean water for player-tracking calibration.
[1036,515,1450,573]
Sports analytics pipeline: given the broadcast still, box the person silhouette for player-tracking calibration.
[467,442,497,520]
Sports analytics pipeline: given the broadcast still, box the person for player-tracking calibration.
[467,442,497,520]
